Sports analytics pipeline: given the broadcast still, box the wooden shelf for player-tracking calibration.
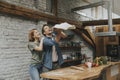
[61,59,82,67]
[64,59,82,63]
[60,46,87,49]
[60,46,81,50]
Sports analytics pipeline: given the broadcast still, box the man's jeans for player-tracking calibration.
[29,64,43,80]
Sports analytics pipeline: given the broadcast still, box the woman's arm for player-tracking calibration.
[34,38,44,51]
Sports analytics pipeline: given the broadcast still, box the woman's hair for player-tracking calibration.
[42,24,49,36]
[28,29,37,42]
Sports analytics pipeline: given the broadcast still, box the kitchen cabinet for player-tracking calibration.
[95,27,105,56]
[105,26,119,45]
[95,25,120,57]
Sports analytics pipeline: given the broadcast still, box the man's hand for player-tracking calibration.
[53,28,67,43]
[53,28,62,34]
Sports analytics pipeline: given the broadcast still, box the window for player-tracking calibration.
[46,0,56,14]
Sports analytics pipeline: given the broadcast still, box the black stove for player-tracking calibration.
[106,45,120,62]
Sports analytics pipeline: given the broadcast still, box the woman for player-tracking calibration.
[28,29,44,80]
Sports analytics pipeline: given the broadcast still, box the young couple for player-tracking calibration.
[28,24,67,80]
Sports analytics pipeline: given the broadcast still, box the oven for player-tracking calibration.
[106,45,120,61]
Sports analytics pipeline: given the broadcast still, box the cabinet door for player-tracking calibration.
[95,27,105,56]
[105,26,119,45]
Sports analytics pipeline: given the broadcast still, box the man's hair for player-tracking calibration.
[42,24,48,36]
[28,28,37,42]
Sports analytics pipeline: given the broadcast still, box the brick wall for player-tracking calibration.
[0,14,47,80]
[0,0,47,79]
[1,0,47,13]
[58,0,86,21]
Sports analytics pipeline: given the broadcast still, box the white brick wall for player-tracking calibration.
[58,0,82,21]
[0,14,46,80]
[1,0,47,12]
[0,0,47,80]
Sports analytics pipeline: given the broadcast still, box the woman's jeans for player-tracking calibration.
[29,64,43,80]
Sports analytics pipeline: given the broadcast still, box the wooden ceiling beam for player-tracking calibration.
[71,1,105,12]
[82,18,120,26]
[0,1,82,28]
[0,1,57,21]
[73,29,95,48]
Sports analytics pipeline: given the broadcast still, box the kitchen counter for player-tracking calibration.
[40,62,120,80]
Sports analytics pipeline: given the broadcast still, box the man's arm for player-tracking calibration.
[54,29,67,43]
[43,38,55,46]
[60,31,67,38]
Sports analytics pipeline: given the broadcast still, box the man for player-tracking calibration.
[41,24,67,72]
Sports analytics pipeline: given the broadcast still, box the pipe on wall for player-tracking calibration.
[107,0,113,32]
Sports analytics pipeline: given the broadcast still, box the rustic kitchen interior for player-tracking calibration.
[0,0,120,80]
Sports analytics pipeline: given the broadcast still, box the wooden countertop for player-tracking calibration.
[40,62,120,80]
